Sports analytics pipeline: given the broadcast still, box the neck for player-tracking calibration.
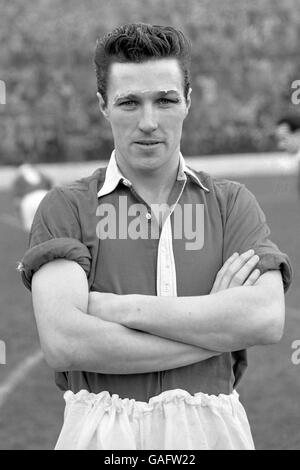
[116,151,180,205]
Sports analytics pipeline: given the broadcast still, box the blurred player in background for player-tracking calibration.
[12,163,53,232]
[275,114,300,199]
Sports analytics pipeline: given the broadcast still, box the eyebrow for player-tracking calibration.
[113,89,181,103]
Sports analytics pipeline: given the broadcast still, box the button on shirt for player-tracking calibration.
[19,151,293,401]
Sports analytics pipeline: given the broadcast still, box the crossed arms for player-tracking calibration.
[31,250,285,374]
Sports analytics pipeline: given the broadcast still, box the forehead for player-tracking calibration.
[107,58,184,98]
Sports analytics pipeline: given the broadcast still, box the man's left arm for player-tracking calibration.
[91,182,292,352]
[91,270,285,352]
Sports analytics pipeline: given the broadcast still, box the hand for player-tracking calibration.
[210,249,260,294]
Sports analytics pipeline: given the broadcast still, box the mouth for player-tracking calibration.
[134,141,162,147]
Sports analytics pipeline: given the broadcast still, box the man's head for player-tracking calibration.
[94,24,192,176]
[94,23,191,106]
[275,115,300,154]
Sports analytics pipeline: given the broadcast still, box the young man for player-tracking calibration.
[19,24,292,450]
[275,114,300,199]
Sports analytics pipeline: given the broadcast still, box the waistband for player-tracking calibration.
[63,388,240,416]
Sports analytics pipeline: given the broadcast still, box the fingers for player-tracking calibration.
[210,249,261,294]
[229,252,260,287]
[218,252,239,275]
[244,268,261,286]
[217,249,257,290]
[211,252,239,290]
[229,249,256,273]
[210,252,239,293]
[216,253,239,281]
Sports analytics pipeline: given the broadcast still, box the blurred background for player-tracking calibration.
[1,0,300,163]
[0,0,300,450]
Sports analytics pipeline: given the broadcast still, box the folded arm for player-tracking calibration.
[92,252,285,352]
[121,270,285,352]
[31,259,220,374]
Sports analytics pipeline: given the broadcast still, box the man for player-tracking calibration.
[12,162,52,232]
[19,24,292,450]
[275,114,300,199]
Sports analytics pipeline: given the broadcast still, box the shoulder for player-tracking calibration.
[41,167,107,210]
[189,168,262,224]
[56,166,107,197]
[191,168,249,203]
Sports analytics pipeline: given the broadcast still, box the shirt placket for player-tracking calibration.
[156,180,186,297]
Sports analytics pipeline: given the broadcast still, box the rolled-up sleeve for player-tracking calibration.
[18,187,92,291]
[223,183,293,293]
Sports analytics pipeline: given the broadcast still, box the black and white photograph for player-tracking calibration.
[0,0,299,452]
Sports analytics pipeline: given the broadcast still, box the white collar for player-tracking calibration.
[97,150,209,198]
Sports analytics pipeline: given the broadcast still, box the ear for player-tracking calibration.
[186,87,192,114]
[97,92,109,120]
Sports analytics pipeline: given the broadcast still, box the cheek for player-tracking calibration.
[110,114,136,135]
[164,111,186,133]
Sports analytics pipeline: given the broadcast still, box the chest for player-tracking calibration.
[92,202,224,296]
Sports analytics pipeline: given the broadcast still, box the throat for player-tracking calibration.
[130,169,179,206]
[135,184,173,207]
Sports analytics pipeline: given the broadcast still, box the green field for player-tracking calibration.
[0,173,299,450]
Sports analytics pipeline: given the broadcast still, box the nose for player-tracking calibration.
[138,103,158,133]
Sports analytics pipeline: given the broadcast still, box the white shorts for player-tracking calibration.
[55,388,255,450]
[20,189,48,232]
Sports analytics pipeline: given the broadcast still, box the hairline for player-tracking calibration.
[104,57,188,106]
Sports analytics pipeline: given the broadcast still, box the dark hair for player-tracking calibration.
[277,114,300,132]
[94,23,191,105]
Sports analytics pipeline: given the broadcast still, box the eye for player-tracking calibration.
[158,98,179,105]
[119,100,137,108]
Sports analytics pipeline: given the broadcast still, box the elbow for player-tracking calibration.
[48,356,72,373]
[255,306,285,346]
[250,276,286,346]
[259,317,285,345]
[40,335,73,372]
[43,350,72,372]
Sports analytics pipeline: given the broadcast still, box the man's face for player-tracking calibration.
[98,58,191,174]
[275,123,300,154]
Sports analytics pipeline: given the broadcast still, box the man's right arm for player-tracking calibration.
[31,259,219,374]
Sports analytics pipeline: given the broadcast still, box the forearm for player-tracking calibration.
[53,307,220,374]
[32,260,220,374]
[116,285,280,352]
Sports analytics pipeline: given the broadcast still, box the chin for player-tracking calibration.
[132,150,164,165]
[135,160,162,172]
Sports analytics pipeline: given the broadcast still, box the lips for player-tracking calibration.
[134,140,162,145]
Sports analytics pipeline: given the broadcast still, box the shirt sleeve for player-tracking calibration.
[18,187,92,291]
[223,183,293,293]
